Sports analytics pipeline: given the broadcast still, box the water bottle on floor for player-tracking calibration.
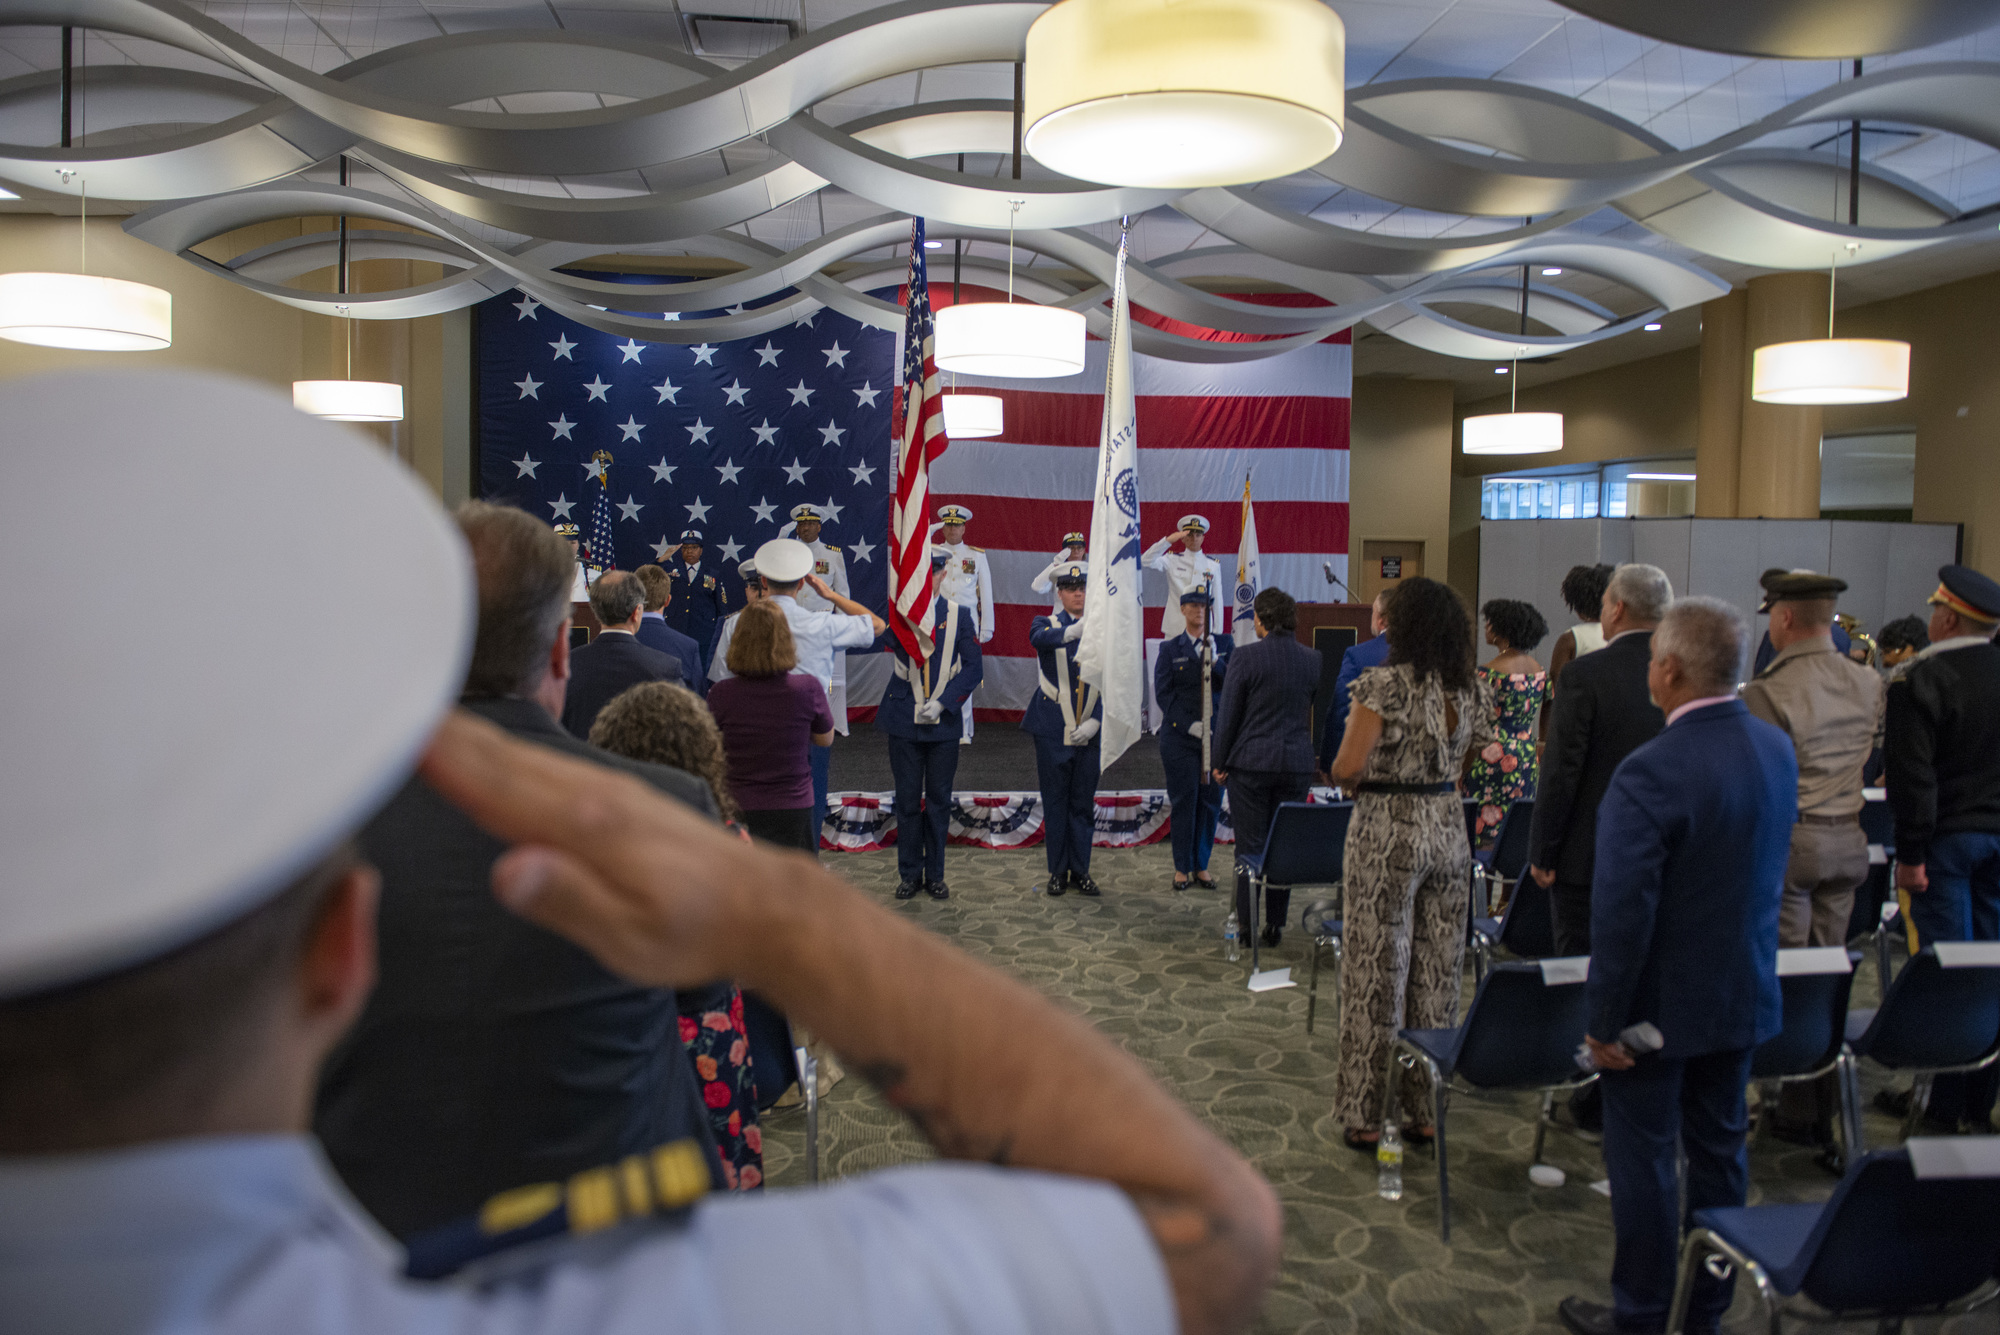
[1223,912,1240,962]
[1377,1121,1403,1201]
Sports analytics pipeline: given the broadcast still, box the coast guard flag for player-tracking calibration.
[1076,230,1145,769]
[1233,472,1261,631]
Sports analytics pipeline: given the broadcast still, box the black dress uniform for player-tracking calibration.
[1022,565,1103,897]
[876,579,984,900]
[664,529,730,670]
[1155,593,1232,882]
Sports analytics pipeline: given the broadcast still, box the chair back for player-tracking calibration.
[1462,799,1481,850]
[1451,961,1590,1089]
[1258,801,1353,887]
[1858,798,1895,848]
[1487,799,1535,882]
[1497,877,1556,959]
[1792,1150,2000,1312]
[1854,948,2000,1070]
[1751,950,1858,1080]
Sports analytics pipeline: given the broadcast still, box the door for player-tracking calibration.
[1360,540,1424,603]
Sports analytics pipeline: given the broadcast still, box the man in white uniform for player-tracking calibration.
[929,504,994,743]
[1032,530,1089,614]
[557,521,597,602]
[786,503,853,732]
[0,370,1281,1335]
[1143,515,1223,637]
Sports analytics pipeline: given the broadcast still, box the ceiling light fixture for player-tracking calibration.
[941,392,1004,438]
[1023,0,1346,188]
[1541,266,1564,276]
[923,239,943,249]
[0,174,172,352]
[1643,321,1663,331]
[1464,344,1563,455]
[1751,247,1910,405]
[1627,471,1697,481]
[1494,366,1509,374]
[293,158,404,423]
[935,200,1086,378]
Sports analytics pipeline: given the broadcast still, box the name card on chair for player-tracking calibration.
[1776,947,1852,976]
[1867,844,1887,865]
[1862,787,1887,802]
[1935,942,2000,968]
[1908,1136,2000,1179]
[1538,956,1590,985]
[1247,967,1296,992]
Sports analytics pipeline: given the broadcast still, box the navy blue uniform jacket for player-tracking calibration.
[1155,631,1233,735]
[1587,698,1796,1057]
[1213,631,1322,773]
[875,599,984,741]
[1022,611,1102,740]
[636,615,702,694]
[664,559,729,646]
[1319,632,1388,770]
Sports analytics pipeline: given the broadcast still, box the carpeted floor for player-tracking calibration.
[760,841,1994,1335]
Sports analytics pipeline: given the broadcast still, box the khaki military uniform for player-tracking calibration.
[1742,637,1886,947]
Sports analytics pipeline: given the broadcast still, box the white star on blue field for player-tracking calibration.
[478,274,895,608]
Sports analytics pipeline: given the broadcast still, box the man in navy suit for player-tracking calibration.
[877,548,984,902]
[1319,590,1389,775]
[1558,597,1797,1335]
[1213,587,1323,946]
[664,530,730,672]
[633,564,703,694]
[1024,561,1103,898]
[561,570,682,740]
[1156,588,1233,890]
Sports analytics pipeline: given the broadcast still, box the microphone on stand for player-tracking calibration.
[1323,561,1360,602]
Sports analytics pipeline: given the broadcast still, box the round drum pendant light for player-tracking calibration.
[293,379,406,422]
[1024,0,1346,188]
[1750,251,1909,406]
[940,392,1004,438]
[1462,411,1563,455]
[936,303,1085,378]
[0,272,171,351]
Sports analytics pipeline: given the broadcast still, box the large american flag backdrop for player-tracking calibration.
[477,278,1351,720]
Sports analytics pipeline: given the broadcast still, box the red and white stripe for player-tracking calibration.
[888,219,946,663]
[858,296,1350,720]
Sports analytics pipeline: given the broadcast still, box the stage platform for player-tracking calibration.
[827,717,1167,793]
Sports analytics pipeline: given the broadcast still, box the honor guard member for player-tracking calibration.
[1742,569,1886,949]
[1143,515,1224,637]
[878,547,985,902]
[665,529,730,672]
[1155,588,1233,891]
[1031,531,1089,613]
[706,559,760,686]
[931,504,996,743]
[788,503,854,733]
[0,370,1271,1335]
[556,521,595,601]
[1884,563,2000,1133]
[1023,562,1104,898]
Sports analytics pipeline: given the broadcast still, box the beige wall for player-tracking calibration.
[1452,345,1701,478]
[1348,376,1459,602]
[0,215,450,498]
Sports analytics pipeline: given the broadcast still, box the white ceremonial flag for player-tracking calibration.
[1234,471,1262,633]
[1077,228,1145,769]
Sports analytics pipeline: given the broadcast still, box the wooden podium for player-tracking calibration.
[1292,602,1375,748]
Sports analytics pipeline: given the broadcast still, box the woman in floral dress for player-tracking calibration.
[1463,598,1549,850]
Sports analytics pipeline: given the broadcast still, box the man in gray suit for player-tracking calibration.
[1213,588,1324,947]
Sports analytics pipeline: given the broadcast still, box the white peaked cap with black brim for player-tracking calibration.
[0,370,474,1000]
[754,537,814,583]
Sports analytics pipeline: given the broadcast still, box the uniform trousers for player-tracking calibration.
[1600,1046,1754,1333]
[1781,818,1869,948]
[1159,730,1221,874]
[1332,792,1469,1128]
[1033,733,1100,881]
[1901,829,2000,1127]
[808,742,831,848]
[1228,769,1312,931]
[887,735,958,886]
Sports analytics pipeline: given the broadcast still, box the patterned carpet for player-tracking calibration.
[761,842,1986,1335]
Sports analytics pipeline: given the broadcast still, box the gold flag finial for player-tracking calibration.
[591,448,614,490]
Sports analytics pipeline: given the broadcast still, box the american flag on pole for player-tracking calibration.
[890,217,947,662]
[586,450,617,572]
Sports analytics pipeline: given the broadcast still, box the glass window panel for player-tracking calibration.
[1558,480,1578,518]
[1538,482,1557,516]
[1606,482,1628,517]
[1581,479,1599,518]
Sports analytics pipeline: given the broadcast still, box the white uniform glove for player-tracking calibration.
[1063,621,1083,642]
[1187,720,1205,740]
[979,630,993,644]
[915,700,943,726]
[1066,718,1100,746]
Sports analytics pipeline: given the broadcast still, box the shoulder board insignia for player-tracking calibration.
[970,545,985,554]
[403,1138,710,1280]
[824,544,841,551]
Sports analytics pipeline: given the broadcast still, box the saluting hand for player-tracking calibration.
[804,573,833,599]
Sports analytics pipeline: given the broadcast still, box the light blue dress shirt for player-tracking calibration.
[711,594,874,696]
[0,1135,1174,1335]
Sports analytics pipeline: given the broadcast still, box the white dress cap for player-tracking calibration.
[1177,514,1210,533]
[935,505,974,524]
[790,503,824,523]
[0,370,473,999]
[754,537,814,583]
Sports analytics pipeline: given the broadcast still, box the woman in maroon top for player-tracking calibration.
[705,600,834,855]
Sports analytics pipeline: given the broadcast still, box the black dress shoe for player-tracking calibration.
[927,880,950,900]
[1045,876,1066,897]
[1556,1297,1622,1335]
[894,880,921,900]
[1073,874,1102,897]
[1260,923,1283,948]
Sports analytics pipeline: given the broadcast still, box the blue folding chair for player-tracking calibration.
[1387,959,1596,1241]
[1668,1143,2000,1334]
[1486,798,1536,887]
[1852,798,1898,988]
[1751,948,1862,1171]
[1471,878,1555,985]
[1238,800,1351,977]
[1842,945,2000,1144]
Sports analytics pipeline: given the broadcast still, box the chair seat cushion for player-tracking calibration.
[1237,852,1265,876]
[1305,919,1344,942]
[1472,917,1500,941]
[1844,1008,1877,1044]
[1400,1026,1464,1075]
[1692,1203,1824,1295]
